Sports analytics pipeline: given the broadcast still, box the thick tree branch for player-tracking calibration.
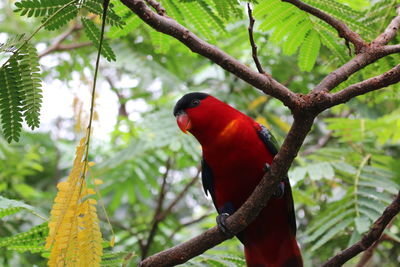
[120,0,298,109]
[282,0,367,53]
[247,3,267,75]
[323,192,400,267]
[312,45,398,94]
[327,64,400,107]
[373,5,400,46]
[145,0,165,15]
[313,4,400,94]
[384,44,400,54]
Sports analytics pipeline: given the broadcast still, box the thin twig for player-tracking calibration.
[156,167,200,222]
[282,0,367,54]
[39,23,84,58]
[301,132,333,156]
[355,232,391,267]
[247,3,266,75]
[141,158,172,259]
[169,213,212,240]
[323,192,400,267]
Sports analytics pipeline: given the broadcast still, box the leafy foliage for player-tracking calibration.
[0,196,43,219]
[45,137,103,266]
[82,18,116,62]
[2,0,400,266]
[0,222,48,251]
[14,0,124,30]
[0,42,42,142]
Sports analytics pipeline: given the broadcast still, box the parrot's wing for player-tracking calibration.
[256,124,297,235]
[201,158,216,203]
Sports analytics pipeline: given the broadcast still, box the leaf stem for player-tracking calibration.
[354,154,371,217]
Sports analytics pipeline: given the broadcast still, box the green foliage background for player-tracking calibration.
[0,0,399,266]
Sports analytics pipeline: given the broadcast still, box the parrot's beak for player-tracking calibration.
[176,111,191,134]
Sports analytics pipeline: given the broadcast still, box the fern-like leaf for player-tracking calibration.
[0,196,42,218]
[282,20,312,56]
[43,2,78,30]
[82,0,124,28]
[0,56,23,142]
[101,251,133,267]
[82,18,116,62]
[0,222,48,248]
[46,137,103,267]
[18,43,42,129]
[0,34,25,53]
[14,0,75,18]
[108,15,142,39]
[298,30,321,72]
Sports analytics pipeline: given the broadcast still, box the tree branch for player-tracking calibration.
[327,64,400,107]
[281,0,367,53]
[373,5,400,46]
[119,0,298,109]
[39,23,84,58]
[156,168,200,222]
[141,158,172,259]
[247,3,267,75]
[323,191,400,267]
[384,44,400,54]
[145,0,165,15]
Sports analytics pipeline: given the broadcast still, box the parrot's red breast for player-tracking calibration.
[174,92,302,267]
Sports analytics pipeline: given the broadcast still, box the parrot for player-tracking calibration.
[173,92,303,267]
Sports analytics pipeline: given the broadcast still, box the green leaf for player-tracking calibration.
[310,218,353,251]
[82,18,116,62]
[298,30,320,72]
[0,196,43,219]
[354,216,370,234]
[282,20,312,55]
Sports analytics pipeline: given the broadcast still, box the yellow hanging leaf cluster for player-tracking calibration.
[45,137,103,266]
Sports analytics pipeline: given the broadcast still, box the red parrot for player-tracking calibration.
[173,92,302,267]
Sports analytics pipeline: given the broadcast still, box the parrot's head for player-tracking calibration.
[173,92,210,134]
[174,92,242,145]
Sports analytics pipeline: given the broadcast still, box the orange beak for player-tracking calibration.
[176,111,192,134]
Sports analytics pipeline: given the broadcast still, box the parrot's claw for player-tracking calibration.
[272,182,285,198]
[216,213,234,237]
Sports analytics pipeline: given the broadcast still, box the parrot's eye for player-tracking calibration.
[190,99,200,107]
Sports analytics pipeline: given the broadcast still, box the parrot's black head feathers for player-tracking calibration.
[173,92,209,116]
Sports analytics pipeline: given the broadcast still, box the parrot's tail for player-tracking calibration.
[244,232,302,267]
[242,198,303,267]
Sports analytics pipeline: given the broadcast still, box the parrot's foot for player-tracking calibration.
[216,213,234,237]
[272,182,285,198]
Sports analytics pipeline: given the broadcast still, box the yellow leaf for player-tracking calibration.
[248,95,268,110]
[255,116,270,129]
[94,179,103,185]
[87,188,96,195]
[110,236,115,247]
[88,161,95,167]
